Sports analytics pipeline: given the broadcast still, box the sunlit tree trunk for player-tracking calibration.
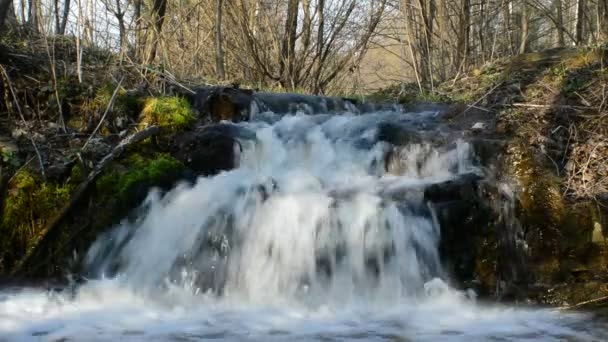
[519,1,529,54]
[601,0,608,42]
[216,0,226,80]
[556,0,565,46]
[147,0,168,65]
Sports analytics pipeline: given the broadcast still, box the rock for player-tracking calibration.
[172,124,255,176]
[423,172,484,203]
[82,138,112,159]
[471,122,487,132]
[45,163,68,182]
[188,86,254,122]
[376,122,423,146]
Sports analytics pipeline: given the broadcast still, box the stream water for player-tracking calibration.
[1,111,607,341]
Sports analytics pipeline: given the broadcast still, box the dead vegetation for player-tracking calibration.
[439,47,608,205]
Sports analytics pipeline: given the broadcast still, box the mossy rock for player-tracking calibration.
[0,170,74,272]
[503,142,608,284]
[140,96,194,133]
[95,153,191,222]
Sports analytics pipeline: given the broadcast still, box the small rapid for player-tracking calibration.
[0,111,606,341]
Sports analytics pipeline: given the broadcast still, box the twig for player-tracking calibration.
[560,295,608,310]
[467,104,490,112]
[511,103,589,110]
[43,34,67,133]
[11,126,160,277]
[464,81,504,114]
[573,91,591,107]
[0,65,46,181]
[81,77,124,152]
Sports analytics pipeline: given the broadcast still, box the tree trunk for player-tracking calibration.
[54,0,60,33]
[215,0,226,80]
[147,0,168,65]
[502,0,513,54]
[416,0,434,85]
[0,0,13,30]
[280,0,299,89]
[437,0,451,78]
[601,0,608,42]
[133,0,143,60]
[478,0,486,63]
[556,0,565,46]
[519,2,528,54]
[575,0,586,45]
[59,0,69,34]
[456,0,470,70]
[27,0,39,33]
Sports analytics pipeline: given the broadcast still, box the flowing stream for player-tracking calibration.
[1,111,607,341]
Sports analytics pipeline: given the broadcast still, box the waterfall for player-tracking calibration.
[85,112,467,305]
[0,111,603,341]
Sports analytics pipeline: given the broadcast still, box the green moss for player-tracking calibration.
[141,96,194,132]
[95,153,185,210]
[0,170,74,270]
[69,163,84,185]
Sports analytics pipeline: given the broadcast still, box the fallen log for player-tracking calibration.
[10,126,160,277]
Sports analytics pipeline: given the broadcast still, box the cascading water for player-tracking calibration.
[0,111,606,341]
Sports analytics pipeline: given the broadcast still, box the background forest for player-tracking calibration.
[0,0,607,95]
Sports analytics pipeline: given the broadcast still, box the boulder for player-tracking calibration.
[188,86,254,122]
[172,124,255,176]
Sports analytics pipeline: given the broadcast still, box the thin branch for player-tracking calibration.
[81,77,124,152]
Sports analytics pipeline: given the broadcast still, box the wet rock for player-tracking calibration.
[469,138,507,166]
[254,92,352,114]
[172,124,255,176]
[376,122,423,146]
[423,172,484,203]
[188,86,254,122]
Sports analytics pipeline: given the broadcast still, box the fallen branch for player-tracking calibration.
[560,295,608,310]
[511,103,590,110]
[10,126,160,277]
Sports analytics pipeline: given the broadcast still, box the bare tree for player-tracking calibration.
[575,0,586,45]
[216,0,226,80]
[27,0,39,33]
[147,0,168,64]
[52,0,71,34]
[0,0,13,30]
[599,0,608,42]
